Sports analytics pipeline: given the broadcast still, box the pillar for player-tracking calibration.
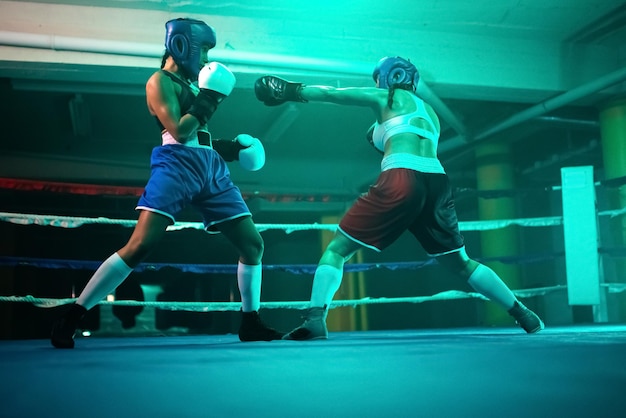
[599,98,626,320]
[475,142,522,325]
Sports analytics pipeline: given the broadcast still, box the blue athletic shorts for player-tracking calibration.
[136,144,251,231]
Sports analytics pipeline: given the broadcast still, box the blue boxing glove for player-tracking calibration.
[189,62,236,125]
[235,134,265,171]
[254,75,307,106]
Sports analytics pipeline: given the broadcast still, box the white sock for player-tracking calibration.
[467,264,516,309]
[76,252,133,310]
[310,264,343,308]
[237,262,262,312]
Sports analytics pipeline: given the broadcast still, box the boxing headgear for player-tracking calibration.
[165,18,217,81]
[372,56,419,91]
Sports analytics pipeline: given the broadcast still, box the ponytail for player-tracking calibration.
[386,84,415,109]
[160,52,170,69]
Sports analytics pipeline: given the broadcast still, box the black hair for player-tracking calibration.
[386,84,414,108]
[160,51,170,69]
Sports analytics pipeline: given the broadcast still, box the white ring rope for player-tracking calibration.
[0,211,570,232]
[4,284,625,311]
[0,285,569,311]
[1,205,624,232]
[599,207,626,218]
[1,209,622,233]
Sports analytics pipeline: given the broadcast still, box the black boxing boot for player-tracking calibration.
[238,311,284,342]
[51,303,87,349]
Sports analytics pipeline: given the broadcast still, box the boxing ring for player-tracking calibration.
[1,166,626,417]
[2,327,626,417]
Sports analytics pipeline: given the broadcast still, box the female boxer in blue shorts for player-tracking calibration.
[255,57,544,339]
[51,18,283,348]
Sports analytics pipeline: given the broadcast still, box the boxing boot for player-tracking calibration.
[238,311,284,342]
[283,306,328,340]
[51,303,87,349]
[508,301,544,333]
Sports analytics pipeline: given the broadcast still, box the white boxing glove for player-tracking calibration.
[189,63,236,125]
[198,62,236,96]
[235,134,265,171]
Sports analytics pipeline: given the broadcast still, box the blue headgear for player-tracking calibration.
[165,18,217,81]
[372,56,419,91]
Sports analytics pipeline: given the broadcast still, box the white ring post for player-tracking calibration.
[561,166,605,321]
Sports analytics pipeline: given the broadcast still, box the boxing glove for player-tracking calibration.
[254,75,306,106]
[211,135,266,171]
[189,62,236,125]
[235,134,265,171]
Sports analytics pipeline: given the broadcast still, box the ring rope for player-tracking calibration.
[2,175,625,198]
[0,208,623,235]
[1,251,570,275]
[0,211,567,232]
[5,283,626,311]
[600,207,626,218]
[0,256,439,274]
[0,285,570,311]
[0,209,623,233]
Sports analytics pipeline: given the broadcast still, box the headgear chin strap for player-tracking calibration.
[165,18,217,81]
[372,56,419,91]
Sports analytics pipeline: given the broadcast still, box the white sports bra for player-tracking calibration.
[371,94,439,152]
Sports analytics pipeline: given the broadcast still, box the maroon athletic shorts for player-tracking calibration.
[338,168,464,255]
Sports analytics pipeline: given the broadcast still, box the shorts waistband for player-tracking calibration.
[162,131,200,147]
[381,153,445,174]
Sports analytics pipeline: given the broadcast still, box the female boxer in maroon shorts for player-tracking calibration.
[254,56,544,339]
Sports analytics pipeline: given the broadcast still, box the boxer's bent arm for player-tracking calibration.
[146,72,200,142]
